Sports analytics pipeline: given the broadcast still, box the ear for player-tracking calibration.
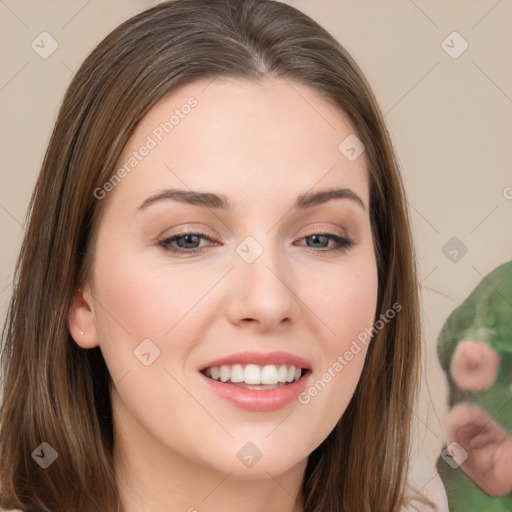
[68,282,100,349]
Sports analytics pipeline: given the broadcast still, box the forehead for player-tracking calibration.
[106,77,369,215]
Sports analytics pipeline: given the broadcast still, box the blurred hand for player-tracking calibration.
[446,403,512,496]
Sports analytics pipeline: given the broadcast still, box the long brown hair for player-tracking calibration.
[0,1,437,510]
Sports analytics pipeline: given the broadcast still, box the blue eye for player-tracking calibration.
[157,231,215,254]
[157,230,354,255]
[297,233,354,253]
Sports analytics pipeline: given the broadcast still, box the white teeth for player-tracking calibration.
[204,364,303,385]
[220,365,230,383]
[277,364,288,383]
[261,365,278,385]
[230,364,244,383]
[244,364,261,384]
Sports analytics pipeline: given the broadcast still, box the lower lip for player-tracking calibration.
[200,372,311,412]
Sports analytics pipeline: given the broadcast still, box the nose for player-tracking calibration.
[226,237,298,332]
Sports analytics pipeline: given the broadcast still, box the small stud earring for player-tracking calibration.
[79,330,84,335]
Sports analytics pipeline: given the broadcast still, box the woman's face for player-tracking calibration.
[72,77,378,479]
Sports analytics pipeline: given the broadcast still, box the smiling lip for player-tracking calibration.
[199,350,312,372]
[198,350,312,412]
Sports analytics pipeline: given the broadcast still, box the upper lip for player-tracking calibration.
[199,351,312,372]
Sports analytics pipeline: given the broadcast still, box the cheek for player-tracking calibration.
[92,244,200,341]
[294,257,378,446]
[310,256,379,353]
[91,245,207,435]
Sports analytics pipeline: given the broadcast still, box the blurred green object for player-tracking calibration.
[436,260,512,511]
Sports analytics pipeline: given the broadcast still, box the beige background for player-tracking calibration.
[1,0,511,510]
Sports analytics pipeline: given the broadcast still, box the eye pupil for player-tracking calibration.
[179,234,200,248]
[309,234,328,248]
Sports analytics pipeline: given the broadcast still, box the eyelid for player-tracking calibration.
[300,226,350,239]
[156,224,350,243]
[156,226,355,256]
[156,224,216,240]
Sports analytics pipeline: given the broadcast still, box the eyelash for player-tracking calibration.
[156,229,354,255]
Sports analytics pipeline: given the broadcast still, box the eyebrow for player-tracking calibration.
[135,187,366,213]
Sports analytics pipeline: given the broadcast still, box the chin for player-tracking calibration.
[208,450,305,480]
